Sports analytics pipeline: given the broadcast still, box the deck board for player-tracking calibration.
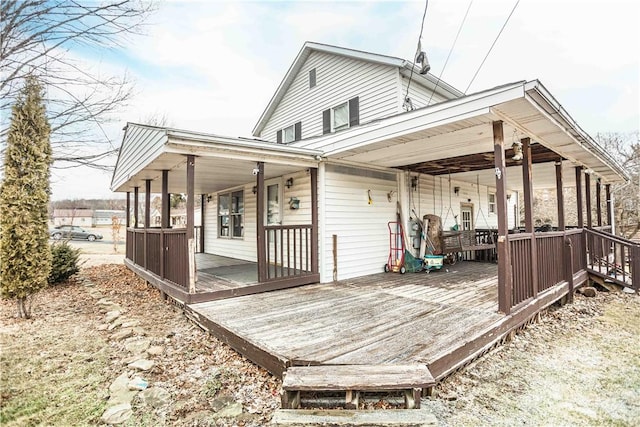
[190,262,503,371]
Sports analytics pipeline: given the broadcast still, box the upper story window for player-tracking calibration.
[277,121,301,143]
[488,193,496,214]
[323,96,359,134]
[309,68,316,88]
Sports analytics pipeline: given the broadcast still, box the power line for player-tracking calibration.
[464,0,520,94]
[427,0,474,105]
[403,0,429,111]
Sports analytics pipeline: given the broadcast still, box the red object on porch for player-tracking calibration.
[386,221,406,274]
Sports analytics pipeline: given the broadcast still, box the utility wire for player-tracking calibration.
[403,0,429,110]
[427,0,474,104]
[464,0,520,94]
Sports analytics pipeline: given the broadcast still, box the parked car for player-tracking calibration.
[50,225,103,241]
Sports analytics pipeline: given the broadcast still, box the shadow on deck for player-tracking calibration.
[186,261,547,380]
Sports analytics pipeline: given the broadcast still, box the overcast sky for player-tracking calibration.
[49,0,639,200]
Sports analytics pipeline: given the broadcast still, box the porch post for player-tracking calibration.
[161,170,170,229]
[256,162,266,282]
[133,186,139,228]
[575,167,583,228]
[493,121,512,314]
[144,179,151,269]
[126,192,130,228]
[200,194,206,253]
[522,137,538,298]
[596,179,602,227]
[145,179,151,228]
[186,155,196,293]
[605,184,612,226]
[310,167,319,274]
[555,160,565,231]
[585,172,592,228]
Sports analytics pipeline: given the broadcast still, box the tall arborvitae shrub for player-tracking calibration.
[0,76,52,318]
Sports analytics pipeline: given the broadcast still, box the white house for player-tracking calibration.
[111,41,628,309]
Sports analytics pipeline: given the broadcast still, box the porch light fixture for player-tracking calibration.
[511,141,523,161]
[206,195,212,203]
[252,186,257,195]
[454,186,460,196]
[285,178,294,188]
[411,176,418,191]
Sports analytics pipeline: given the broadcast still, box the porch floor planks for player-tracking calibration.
[190,262,503,371]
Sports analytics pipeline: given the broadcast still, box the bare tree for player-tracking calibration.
[1,0,156,171]
[597,131,640,239]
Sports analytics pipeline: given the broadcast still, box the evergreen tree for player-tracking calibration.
[0,76,52,318]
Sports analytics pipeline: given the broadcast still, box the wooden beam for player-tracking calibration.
[493,121,512,314]
[133,187,139,228]
[522,138,538,298]
[575,167,583,228]
[596,179,602,227]
[555,160,565,231]
[256,162,266,282]
[605,184,612,226]
[585,172,592,228]
[200,194,206,253]
[126,191,130,228]
[310,168,319,274]
[162,170,170,229]
[186,155,196,293]
[145,179,151,228]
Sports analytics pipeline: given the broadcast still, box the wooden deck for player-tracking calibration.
[187,261,524,379]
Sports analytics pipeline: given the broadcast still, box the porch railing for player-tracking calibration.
[126,228,189,289]
[508,229,587,309]
[264,225,317,282]
[585,228,639,290]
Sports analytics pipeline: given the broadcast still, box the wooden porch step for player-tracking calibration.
[272,409,437,426]
[281,364,435,410]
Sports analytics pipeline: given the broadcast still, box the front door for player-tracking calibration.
[460,204,473,231]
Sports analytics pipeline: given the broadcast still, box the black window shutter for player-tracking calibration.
[349,96,359,127]
[294,121,302,141]
[276,129,282,143]
[309,68,316,88]
[322,109,331,134]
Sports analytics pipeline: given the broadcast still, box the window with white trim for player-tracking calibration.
[282,124,295,143]
[488,193,496,214]
[218,190,244,238]
[267,183,281,225]
[332,102,349,132]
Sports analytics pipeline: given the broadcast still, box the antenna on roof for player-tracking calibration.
[415,37,431,74]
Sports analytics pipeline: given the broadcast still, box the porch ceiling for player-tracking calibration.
[125,152,305,194]
[318,80,627,188]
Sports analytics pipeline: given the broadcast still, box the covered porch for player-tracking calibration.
[115,125,323,304]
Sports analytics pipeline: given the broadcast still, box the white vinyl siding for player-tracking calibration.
[202,170,312,263]
[400,76,447,110]
[321,164,398,281]
[260,51,398,142]
[112,125,166,191]
[204,184,257,262]
[406,174,517,231]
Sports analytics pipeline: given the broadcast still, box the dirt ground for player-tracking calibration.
[1,260,639,426]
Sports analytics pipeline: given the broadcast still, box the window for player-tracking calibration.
[267,183,280,225]
[309,68,316,88]
[218,190,244,238]
[488,193,496,214]
[276,121,301,143]
[332,102,349,131]
[283,125,295,143]
[323,97,359,134]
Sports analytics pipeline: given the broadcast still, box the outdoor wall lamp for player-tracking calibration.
[511,141,523,161]
[285,178,294,188]
[206,195,212,203]
[252,186,257,195]
[454,186,460,196]
[411,176,418,191]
